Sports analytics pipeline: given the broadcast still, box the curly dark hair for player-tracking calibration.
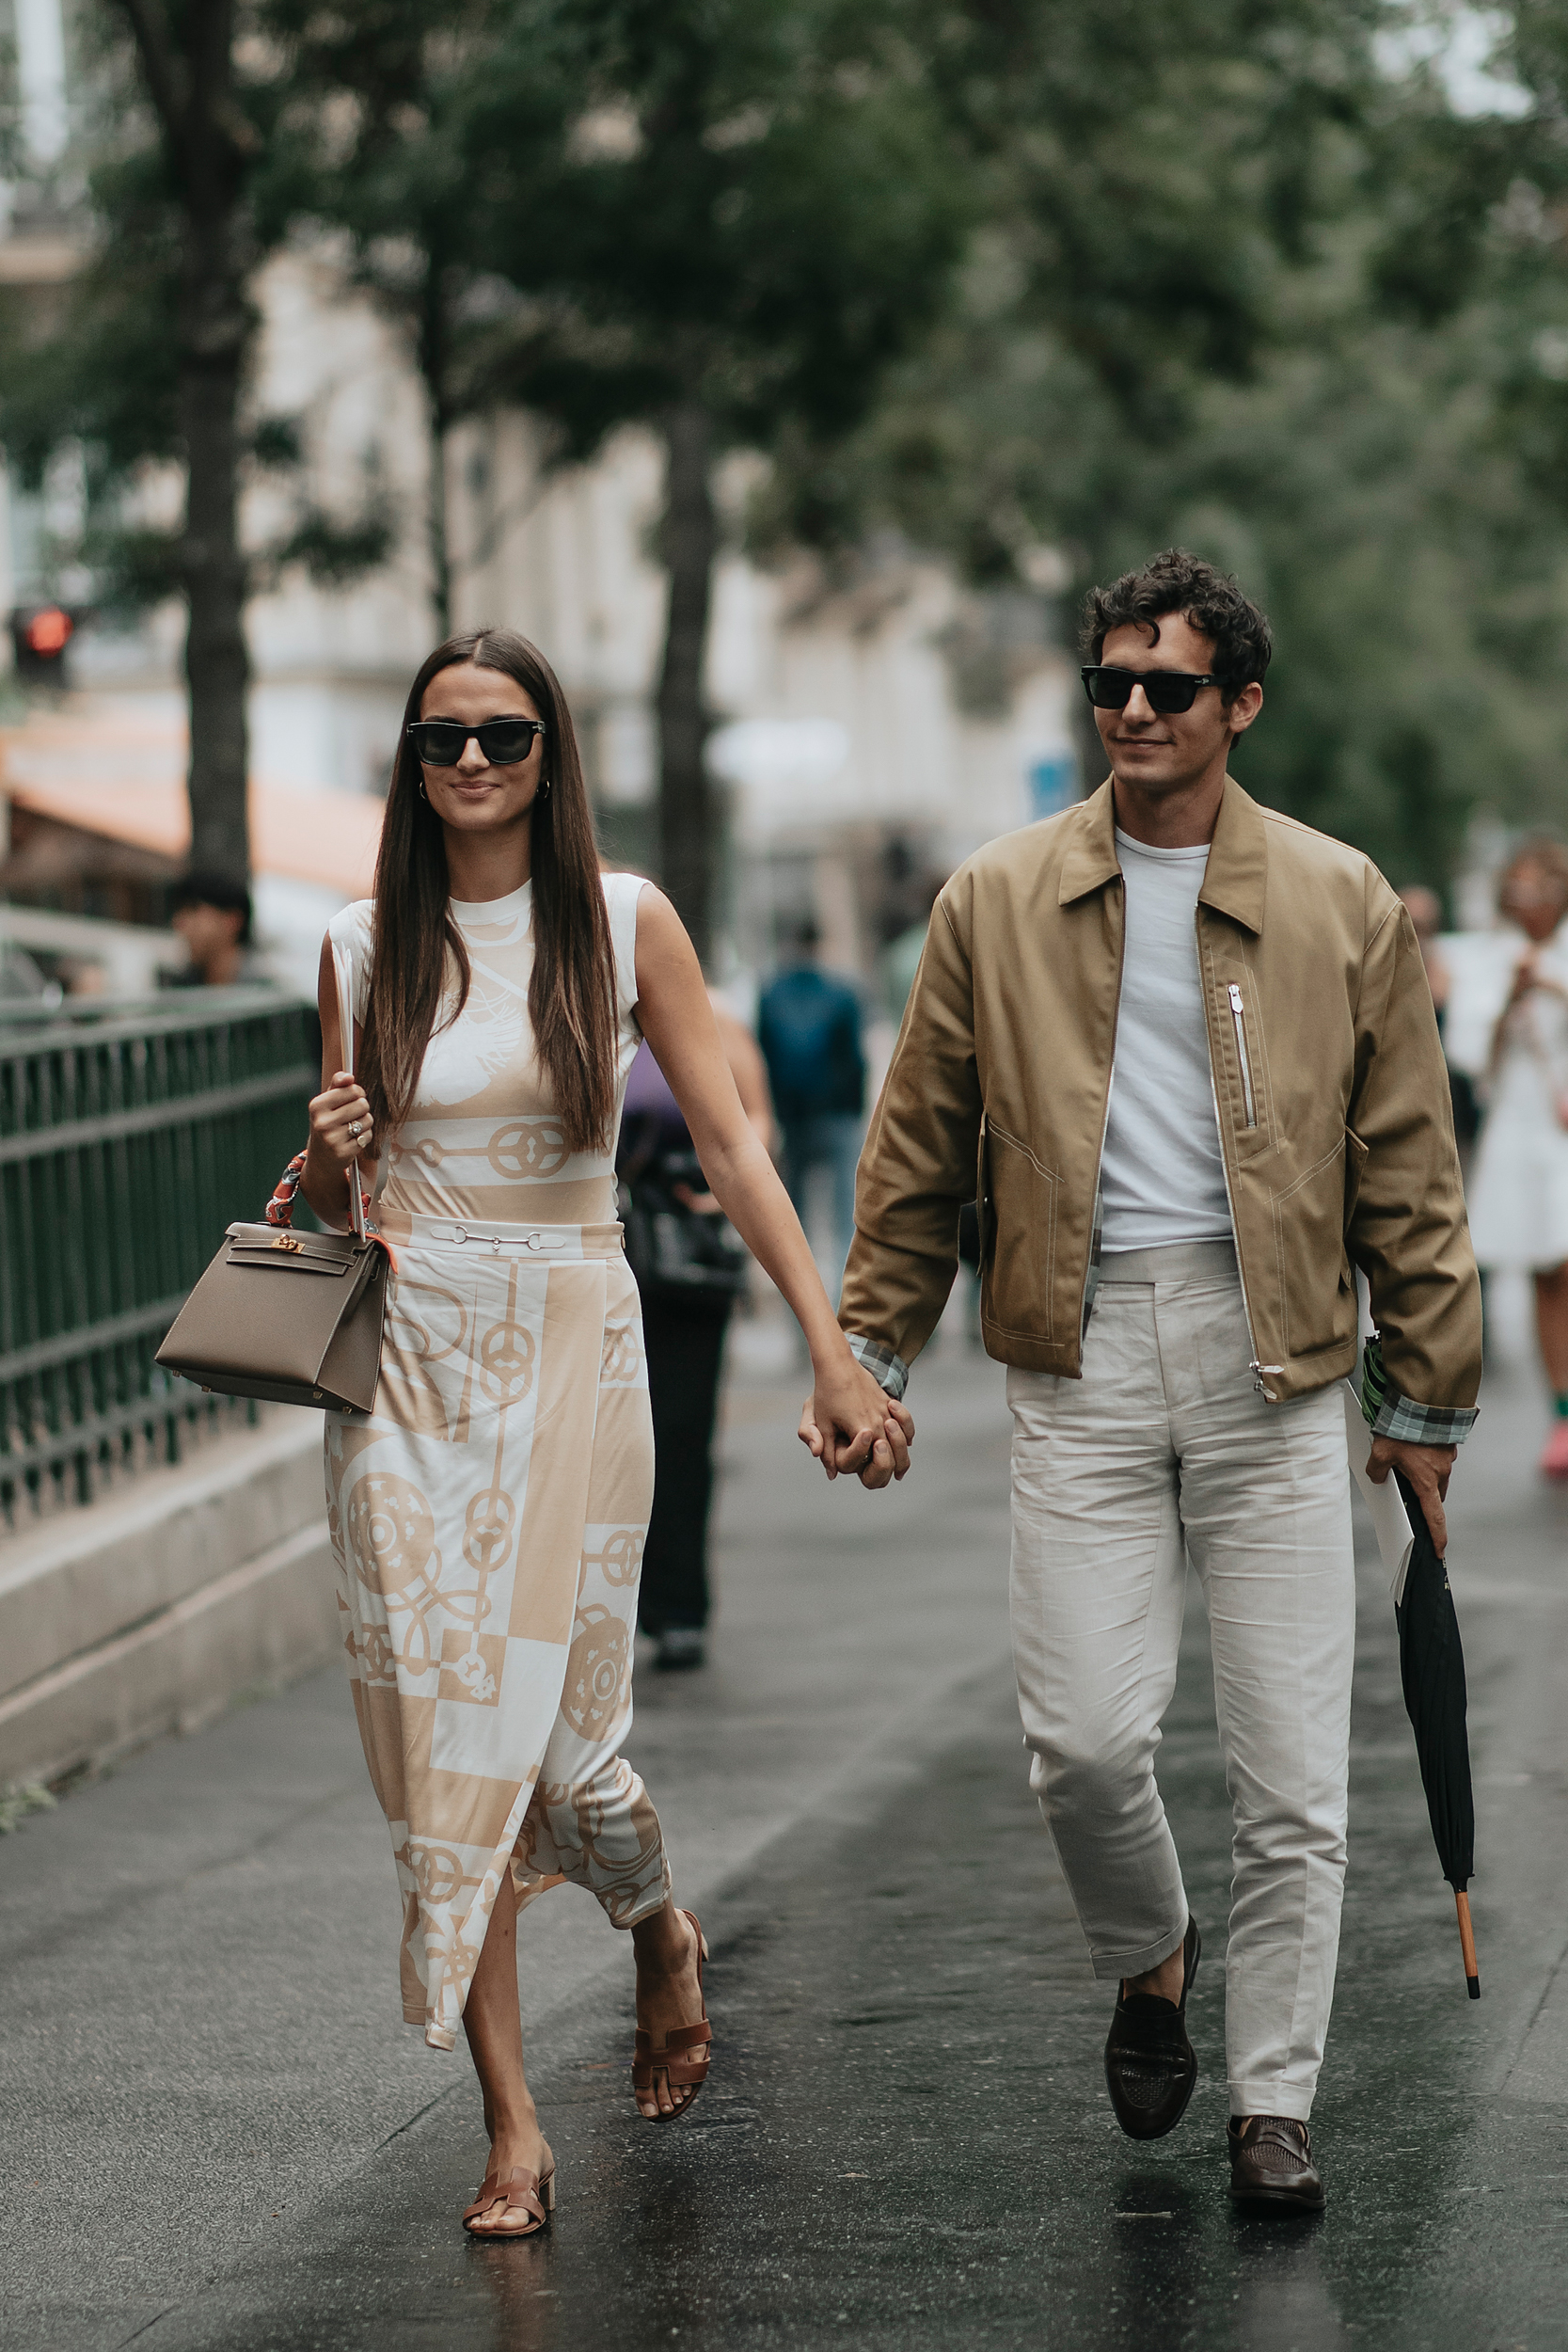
[1081,548,1272,702]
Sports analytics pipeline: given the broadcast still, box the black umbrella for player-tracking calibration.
[1393,1470,1480,1998]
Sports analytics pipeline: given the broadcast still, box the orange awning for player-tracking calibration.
[0,708,385,897]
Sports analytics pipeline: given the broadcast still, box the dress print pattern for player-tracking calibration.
[324,873,668,2050]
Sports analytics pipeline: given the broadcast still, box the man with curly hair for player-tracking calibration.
[821,548,1481,2208]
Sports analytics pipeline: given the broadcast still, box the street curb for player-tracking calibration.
[0,1412,337,1790]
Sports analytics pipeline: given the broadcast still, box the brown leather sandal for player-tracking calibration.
[632,1908,712,2122]
[462,2163,556,2236]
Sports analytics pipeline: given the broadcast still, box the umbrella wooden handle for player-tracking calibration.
[1456,1889,1480,1999]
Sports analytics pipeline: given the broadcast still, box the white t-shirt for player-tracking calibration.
[1099,830,1234,1254]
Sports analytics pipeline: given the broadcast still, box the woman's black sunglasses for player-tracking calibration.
[406,717,547,766]
[1080,665,1220,716]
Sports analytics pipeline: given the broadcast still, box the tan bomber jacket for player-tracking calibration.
[840,777,1482,1437]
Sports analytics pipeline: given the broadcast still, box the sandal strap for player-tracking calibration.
[632,2021,713,2089]
[464,2166,547,2228]
[633,2054,710,2090]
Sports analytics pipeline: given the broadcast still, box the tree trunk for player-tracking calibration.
[180,296,250,882]
[118,0,254,885]
[419,251,453,635]
[657,402,719,964]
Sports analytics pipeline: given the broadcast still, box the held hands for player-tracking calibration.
[1366,1435,1457,1557]
[798,1354,914,1489]
[308,1072,374,1173]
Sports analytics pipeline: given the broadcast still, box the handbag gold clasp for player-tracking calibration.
[272,1234,304,1253]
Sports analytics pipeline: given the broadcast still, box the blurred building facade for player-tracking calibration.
[0,3,1075,993]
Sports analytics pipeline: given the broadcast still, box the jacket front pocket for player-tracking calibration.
[1272,1136,1361,1361]
[983,1120,1058,1343]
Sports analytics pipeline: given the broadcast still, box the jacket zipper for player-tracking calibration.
[1206,1064,1281,1398]
[1203,942,1280,1398]
[1076,888,1128,1348]
[1227,983,1258,1130]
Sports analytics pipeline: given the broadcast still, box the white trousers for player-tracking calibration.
[1007,1242,1355,2122]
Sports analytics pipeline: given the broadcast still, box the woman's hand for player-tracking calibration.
[309,1073,374,1173]
[798,1356,914,1488]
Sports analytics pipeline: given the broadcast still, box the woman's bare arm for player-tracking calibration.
[299,936,376,1230]
[713,999,775,1153]
[634,888,910,1486]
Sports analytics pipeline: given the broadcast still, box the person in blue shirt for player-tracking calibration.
[758,919,866,1295]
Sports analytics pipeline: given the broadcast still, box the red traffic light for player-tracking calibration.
[24,606,72,657]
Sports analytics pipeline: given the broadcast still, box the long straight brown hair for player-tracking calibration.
[360,629,617,1156]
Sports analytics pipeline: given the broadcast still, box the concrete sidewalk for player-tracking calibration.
[6,1308,1568,2349]
[0,1327,1016,2349]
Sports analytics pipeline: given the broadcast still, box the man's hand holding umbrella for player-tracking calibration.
[1366,1435,1457,1555]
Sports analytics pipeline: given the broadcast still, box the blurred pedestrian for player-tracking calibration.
[758,917,865,1292]
[618,1008,774,1670]
[880,874,944,1025]
[1398,884,1481,1173]
[811,548,1481,2212]
[297,628,908,2238]
[1453,840,1568,1475]
[166,871,267,986]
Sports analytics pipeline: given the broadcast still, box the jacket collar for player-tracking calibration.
[1055,780,1120,905]
[1198,778,1268,933]
[1056,775,1267,935]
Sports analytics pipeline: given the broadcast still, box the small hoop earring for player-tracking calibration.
[539,777,551,799]
[418,777,428,802]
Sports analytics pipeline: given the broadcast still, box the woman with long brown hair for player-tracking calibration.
[297,629,910,2237]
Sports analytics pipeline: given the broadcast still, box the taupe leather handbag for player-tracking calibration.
[156,935,391,1416]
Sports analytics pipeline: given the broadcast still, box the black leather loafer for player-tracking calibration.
[1227,2114,1326,2211]
[1103,1914,1201,2139]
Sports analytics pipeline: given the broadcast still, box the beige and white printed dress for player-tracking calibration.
[325,872,669,2050]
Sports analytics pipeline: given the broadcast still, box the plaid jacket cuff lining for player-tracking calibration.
[1368,1392,1478,1446]
[845,1334,909,1401]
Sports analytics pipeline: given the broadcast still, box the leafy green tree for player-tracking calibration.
[755,0,1568,894]
[259,0,541,637]
[450,0,974,961]
[0,2,390,883]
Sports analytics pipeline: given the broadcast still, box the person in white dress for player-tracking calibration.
[1448,839,1568,1476]
[298,628,912,2236]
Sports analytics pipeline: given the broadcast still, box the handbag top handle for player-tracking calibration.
[331,933,367,1243]
[267,931,370,1240]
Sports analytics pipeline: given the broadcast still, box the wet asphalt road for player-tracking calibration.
[4,1308,1568,2350]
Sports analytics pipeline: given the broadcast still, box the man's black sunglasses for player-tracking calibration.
[1080,665,1221,716]
[406,717,547,766]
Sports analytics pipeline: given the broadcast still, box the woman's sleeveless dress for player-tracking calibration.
[325,873,668,2050]
[1461,926,1568,1271]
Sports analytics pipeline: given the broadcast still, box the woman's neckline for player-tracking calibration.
[449,879,533,918]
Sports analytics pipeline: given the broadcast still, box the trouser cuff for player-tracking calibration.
[1088,1915,1189,1982]
[1228,2082,1314,2123]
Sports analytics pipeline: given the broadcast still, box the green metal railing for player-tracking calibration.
[0,989,318,1522]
